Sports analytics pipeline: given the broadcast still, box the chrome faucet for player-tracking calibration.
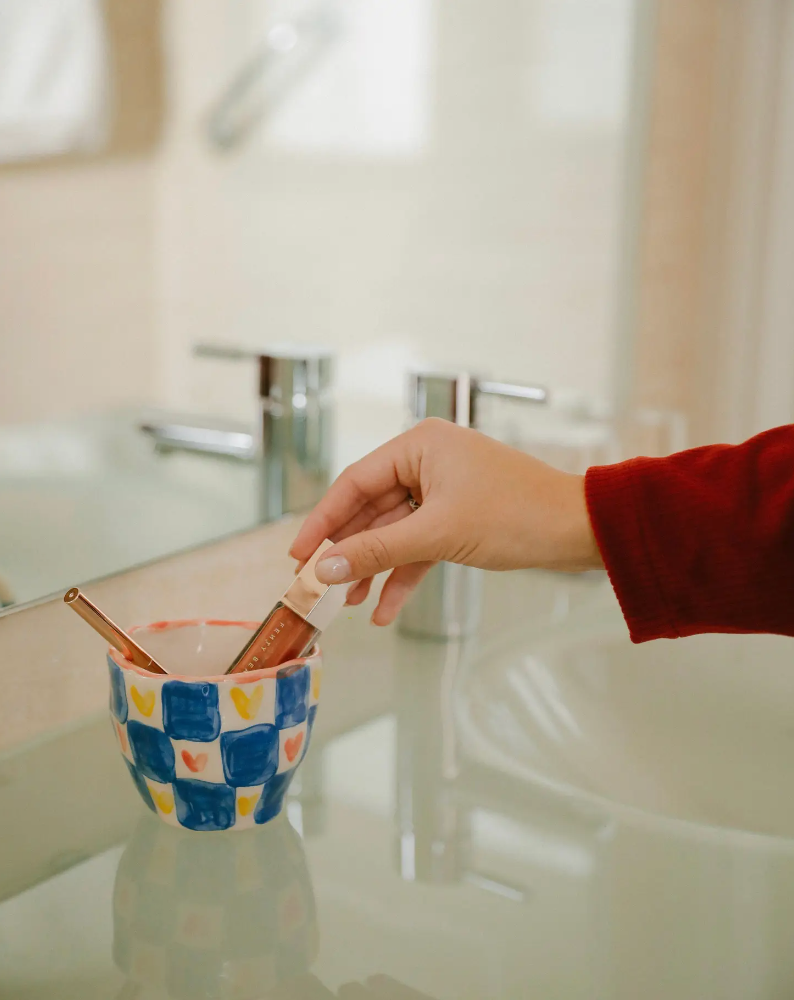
[398,371,547,640]
[140,345,333,522]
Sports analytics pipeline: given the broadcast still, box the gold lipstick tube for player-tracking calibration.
[64,587,167,675]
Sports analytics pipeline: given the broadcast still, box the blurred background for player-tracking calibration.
[1,0,793,609]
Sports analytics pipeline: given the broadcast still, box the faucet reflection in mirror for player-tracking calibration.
[141,345,333,522]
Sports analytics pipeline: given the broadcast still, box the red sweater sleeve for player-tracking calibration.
[584,425,794,642]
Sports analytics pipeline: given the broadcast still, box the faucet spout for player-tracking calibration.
[139,345,334,522]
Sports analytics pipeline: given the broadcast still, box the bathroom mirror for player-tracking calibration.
[0,0,641,612]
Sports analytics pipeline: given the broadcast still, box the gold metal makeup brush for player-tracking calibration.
[64,587,167,675]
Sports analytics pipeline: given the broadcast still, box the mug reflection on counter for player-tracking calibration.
[112,810,318,1000]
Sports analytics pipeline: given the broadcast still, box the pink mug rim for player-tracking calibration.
[108,618,320,683]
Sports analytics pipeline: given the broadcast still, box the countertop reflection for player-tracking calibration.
[4,568,794,999]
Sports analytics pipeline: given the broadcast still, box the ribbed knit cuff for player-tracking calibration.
[584,460,679,643]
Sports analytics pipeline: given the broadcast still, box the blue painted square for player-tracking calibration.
[275,666,309,728]
[304,704,319,753]
[254,771,293,825]
[108,657,128,723]
[220,724,278,787]
[128,720,176,783]
[162,680,220,742]
[122,757,156,812]
[173,779,236,832]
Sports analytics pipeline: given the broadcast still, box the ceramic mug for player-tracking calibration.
[113,809,318,998]
[108,619,322,832]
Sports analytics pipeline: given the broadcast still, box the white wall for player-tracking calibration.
[0,160,160,425]
[0,0,633,452]
[0,0,163,426]
[161,0,633,460]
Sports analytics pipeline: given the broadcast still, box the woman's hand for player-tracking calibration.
[290,418,602,626]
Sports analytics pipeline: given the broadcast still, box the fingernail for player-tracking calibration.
[316,555,351,584]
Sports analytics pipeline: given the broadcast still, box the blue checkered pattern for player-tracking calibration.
[109,655,321,832]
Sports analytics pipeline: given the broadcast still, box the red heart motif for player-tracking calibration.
[280,886,304,933]
[182,912,212,939]
[285,732,304,763]
[181,750,208,773]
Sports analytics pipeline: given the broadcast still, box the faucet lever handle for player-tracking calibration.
[410,371,547,429]
[475,380,547,404]
[194,344,261,362]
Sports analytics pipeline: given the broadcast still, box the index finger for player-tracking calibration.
[290,433,418,561]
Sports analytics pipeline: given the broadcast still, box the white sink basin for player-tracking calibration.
[458,578,794,841]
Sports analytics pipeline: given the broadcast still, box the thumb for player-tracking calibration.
[316,509,441,584]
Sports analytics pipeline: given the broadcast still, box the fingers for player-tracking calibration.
[290,433,419,561]
[295,495,415,581]
[345,578,373,606]
[346,563,430,622]
[315,506,442,584]
[342,498,417,607]
[371,562,433,625]
[332,486,411,544]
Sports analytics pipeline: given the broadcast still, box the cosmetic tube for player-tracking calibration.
[226,539,346,674]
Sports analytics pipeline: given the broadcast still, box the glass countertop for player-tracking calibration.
[3,569,794,999]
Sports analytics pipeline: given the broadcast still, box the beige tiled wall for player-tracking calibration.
[625,0,793,445]
[4,1,788,446]
[628,0,725,424]
[0,161,160,425]
[0,0,632,431]
[0,0,165,426]
[161,0,630,424]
